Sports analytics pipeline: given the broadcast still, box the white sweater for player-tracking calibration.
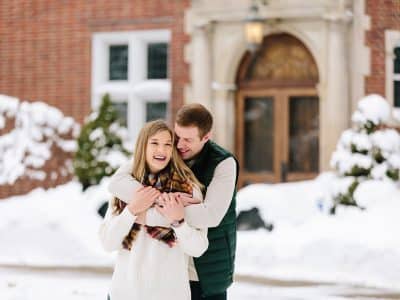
[99,189,208,300]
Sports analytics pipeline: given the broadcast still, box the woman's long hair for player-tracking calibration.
[131,119,203,190]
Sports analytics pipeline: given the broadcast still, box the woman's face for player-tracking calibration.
[146,130,173,174]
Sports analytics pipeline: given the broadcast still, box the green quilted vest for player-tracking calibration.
[191,141,238,297]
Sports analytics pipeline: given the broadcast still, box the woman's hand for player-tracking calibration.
[128,186,160,216]
[155,192,184,223]
[135,212,146,225]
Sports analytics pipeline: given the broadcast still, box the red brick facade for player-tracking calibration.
[0,0,189,198]
[365,0,400,95]
[1,0,399,198]
[0,0,189,123]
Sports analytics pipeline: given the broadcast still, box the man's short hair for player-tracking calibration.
[175,103,213,139]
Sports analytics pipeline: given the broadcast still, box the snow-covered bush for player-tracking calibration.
[0,95,80,186]
[330,94,400,212]
[73,94,131,190]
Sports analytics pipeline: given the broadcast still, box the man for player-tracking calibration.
[108,103,238,300]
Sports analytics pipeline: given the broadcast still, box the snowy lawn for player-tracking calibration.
[0,180,112,268]
[0,174,399,291]
[4,267,385,300]
[236,173,400,290]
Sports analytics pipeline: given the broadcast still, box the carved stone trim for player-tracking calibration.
[242,34,319,83]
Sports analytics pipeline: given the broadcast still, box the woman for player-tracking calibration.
[99,120,208,300]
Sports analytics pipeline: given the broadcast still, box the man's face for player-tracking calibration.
[174,124,210,160]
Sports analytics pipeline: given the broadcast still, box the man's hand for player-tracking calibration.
[128,186,160,216]
[155,193,184,223]
[175,192,201,207]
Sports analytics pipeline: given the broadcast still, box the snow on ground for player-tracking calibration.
[0,180,112,267]
[2,267,377,300]
[236,173,400,290]
[0,174,399,292]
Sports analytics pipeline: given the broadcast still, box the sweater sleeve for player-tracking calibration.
[184,157,237,228]
[173,223,208,257]
[172,185,208,257]
[98,198,138,252]
[108,160,140,204]
[108,162,171,226]
[145,207,170,227]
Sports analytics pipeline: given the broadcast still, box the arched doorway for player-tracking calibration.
[236,33,320,186]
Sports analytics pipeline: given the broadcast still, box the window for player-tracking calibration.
[111,101,128,127]
[109,45,128,80]
[147,43,168,79]
[394,47,400,107]
[146,102,168,122]
[385,31,400,107]
[92,30,171,141]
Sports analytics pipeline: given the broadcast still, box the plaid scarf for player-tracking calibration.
[112,166,193,250]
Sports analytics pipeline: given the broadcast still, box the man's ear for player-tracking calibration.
[202,131,211,142]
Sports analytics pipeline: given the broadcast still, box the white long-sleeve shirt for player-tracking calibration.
[99,187,208,300]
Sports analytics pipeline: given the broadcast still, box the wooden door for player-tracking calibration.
[282,89,319,182]
[235,33,320,187]
[236,90,280,185]
[237,88,319,186]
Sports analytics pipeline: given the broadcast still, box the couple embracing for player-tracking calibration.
[100,103,238,300]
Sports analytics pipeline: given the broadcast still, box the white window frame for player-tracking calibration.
[385,30,400,106]
[92,29,171,142]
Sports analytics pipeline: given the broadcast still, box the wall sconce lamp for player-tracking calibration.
[244,0,268,52]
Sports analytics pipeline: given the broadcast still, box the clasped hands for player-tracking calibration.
[127,186,200,224]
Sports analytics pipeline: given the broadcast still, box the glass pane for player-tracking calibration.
[394,47,400,74]
[289,96,319,172]
[111,102,128,127]
[244,98,274,172]
[147,43,168,79]
[109,45,128,80]
[146,102,167,122]
[395,81,400,107]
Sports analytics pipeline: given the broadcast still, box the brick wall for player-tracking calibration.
[365,0,400,95]
[0,0,190,123]
[0,0,190,198]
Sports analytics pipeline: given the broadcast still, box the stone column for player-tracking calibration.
[190,23,213,111]
[350,0,370,111]
[321,11,352,170]
[212,84,236,151]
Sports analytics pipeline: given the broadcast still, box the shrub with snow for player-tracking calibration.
[0,95,80,186]
[330,94,400,212]
[73,94,131,190]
